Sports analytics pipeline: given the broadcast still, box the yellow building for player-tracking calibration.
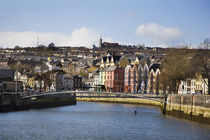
[28,77,35,90]
[195,74,208,94]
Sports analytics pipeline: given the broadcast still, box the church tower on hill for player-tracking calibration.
[99,36,102,48]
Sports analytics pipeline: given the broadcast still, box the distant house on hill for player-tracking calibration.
[50,70,66,92]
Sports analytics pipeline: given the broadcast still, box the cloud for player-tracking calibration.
[0,27,112,48]
[136,23,183,45]
[69,27,99,47]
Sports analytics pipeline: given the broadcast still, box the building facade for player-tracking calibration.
[105,66,124,92]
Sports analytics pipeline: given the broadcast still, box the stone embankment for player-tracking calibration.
[165,94,210,124]
[0,93,76,112]
[77,93,163,106]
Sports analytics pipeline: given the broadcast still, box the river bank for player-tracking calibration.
[0,93,76,112]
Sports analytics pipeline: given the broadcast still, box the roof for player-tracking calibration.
[105,66,117,72]
[65,77,73,80]
[100,67,108,72]
[102,55,121,64]
[88,67,97,73]
[126,55,136,62]
[85,78,94,83]
[149,63,161,73]
[52,70,66,74]
[93,59,101,66]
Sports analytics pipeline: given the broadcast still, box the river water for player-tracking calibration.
[0,101,210,140]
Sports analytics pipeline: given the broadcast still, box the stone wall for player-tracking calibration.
[0,93,76,112]
[167,94,210,108]
[166,94,210,124]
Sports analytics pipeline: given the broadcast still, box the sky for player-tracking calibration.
[0,0,210,48]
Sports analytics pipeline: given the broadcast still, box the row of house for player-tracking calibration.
[0,65,82,93]
[0,51,208,95]
[0,65,23,92]
[86,54,208,95]
[85,54,161,94]
[14,70,82,92]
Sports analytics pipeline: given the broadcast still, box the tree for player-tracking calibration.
[34,72,42,93]
[42,71,52,92]
[14,46,21,50]
[33,63,45,93]
[48,42,58,51]
[37,45,46,51]
[9,63,31,73]
[191,38,210,94]
[48,42,55,48]
[161,48,193,94]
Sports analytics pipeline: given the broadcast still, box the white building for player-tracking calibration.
[178,79,196,94]
[20,74,29,90]
[14,71,21,81]
[94,73,100,86]
[85,78,95,91]
[178,75,208,95]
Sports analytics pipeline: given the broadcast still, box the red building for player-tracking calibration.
[105,66,124,92]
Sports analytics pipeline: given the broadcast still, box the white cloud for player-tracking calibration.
[69,27,99,47]
[136,23,183,45]
[0,27,112,48]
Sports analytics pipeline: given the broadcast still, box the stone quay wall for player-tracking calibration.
[165,94,210,124]
[0,92,76,112]
[76,93,164,106]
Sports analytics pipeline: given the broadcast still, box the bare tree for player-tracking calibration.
[161,48,193,94]
[42,71,52,92]
[191,38,210,94]
[155,72,160,95]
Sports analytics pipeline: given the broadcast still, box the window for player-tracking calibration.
[187,80,191,86]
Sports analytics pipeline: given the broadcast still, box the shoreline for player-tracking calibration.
[0,93,77,112]
[77,97,162,106]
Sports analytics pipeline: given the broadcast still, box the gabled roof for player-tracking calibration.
[93,59,101,67]
[85,78,95,83]
[149,63,161,73]
[102,55,121,63]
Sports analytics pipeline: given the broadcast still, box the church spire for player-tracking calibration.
[99,36,102,48]
[110,56,115,66]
